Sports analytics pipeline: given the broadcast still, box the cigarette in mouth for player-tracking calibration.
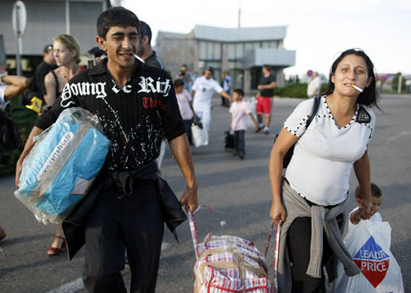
[351,84,363,93]
[134,54,145,63]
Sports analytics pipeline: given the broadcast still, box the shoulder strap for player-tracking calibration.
[306,95,321,128]
[51,70,59,96]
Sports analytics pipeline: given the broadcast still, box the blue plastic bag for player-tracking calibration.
[15,107,110,224]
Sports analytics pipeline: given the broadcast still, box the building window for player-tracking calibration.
[214,43,221,60]
[228,44,235,60]
[244,42,253,54]
[199,41,207,59]
[235,43,244,59]
[206,42,213,59]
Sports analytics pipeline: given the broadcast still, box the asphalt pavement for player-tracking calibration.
[0,94,410,292]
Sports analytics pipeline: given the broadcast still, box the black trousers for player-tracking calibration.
[234,130,245,155]
[83,180,164,293]
[287,216,342,293]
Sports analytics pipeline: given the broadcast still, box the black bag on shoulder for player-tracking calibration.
[274,95,321,168]
[0,105,21,150]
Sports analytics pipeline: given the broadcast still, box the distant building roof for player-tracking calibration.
[157,25,287,44]
[191,25,287,42]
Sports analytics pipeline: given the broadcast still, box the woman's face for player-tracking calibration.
[331,54,372,96]
[53,40,75,67]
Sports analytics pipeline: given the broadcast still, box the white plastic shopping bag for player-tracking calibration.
[191,124,208,148]
[246,97,257,129]
[333,220,404,293]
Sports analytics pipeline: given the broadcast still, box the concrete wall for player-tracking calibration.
[159,38,198,76]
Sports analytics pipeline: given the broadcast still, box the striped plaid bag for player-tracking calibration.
[190,212,281,293]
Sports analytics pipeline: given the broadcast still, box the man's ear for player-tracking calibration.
[95,36,106,52]
[141,35,149,46]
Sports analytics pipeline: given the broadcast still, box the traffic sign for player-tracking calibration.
[12,1,27,38]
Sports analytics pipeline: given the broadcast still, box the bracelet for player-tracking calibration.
[0,74,5,85]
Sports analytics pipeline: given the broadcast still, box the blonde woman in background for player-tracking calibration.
[44,34,81,107]
[43,34,81,256]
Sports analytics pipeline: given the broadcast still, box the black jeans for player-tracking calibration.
[83,180,164,293]
[287,215,343,293]
[234,130,245,155]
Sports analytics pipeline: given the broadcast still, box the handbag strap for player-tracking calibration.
[306,94,321,128]
[188,211,200,261]
[273,221,281,292]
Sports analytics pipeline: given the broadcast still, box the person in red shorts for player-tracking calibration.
[256,65,276,134]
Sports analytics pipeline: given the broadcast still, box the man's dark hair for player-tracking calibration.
[174,79,185,88]
[140,21,152,45]
[97,7,140,39]
[233,88,244,97]
[206,67,214,75]
[43,44,53,54]
[262,65,271,72]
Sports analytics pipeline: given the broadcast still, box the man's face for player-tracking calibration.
[97,25,139,69]
[204,70,213,79]
[44,49,55,65]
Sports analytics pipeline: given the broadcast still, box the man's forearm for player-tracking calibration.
[168,134,197,189]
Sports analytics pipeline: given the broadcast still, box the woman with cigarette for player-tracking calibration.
[269,49,379,292]
[43,34,81,256]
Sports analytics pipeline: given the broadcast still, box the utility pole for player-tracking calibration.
[238,0,241,28]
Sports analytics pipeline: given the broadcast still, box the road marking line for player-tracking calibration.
[46,243,171,292]
[45,277,83,293]
[386,131,410,143]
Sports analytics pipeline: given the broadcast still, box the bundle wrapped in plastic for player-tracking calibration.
[193,233,274,293]
[15,107,110,224]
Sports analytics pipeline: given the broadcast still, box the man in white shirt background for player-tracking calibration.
[307,71,322,98]
[191,67,232,132]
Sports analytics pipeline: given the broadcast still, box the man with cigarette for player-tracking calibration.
[15,7,197,293]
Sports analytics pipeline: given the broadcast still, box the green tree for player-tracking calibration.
[392,72,406,92]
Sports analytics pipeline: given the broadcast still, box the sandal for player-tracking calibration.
[47,236,66,257]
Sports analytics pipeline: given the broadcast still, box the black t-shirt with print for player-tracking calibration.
[37,59,185,171]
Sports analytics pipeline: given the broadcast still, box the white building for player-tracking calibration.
[156,25,296,93]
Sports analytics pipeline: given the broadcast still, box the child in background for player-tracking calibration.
[350,183,383,225]
[174,79,196,145]
[229,89,259,159]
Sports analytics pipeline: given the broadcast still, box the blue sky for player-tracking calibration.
[123,0,410,77]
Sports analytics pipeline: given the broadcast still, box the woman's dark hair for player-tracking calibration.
[323,49,379,108]
[97,7,140,39]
